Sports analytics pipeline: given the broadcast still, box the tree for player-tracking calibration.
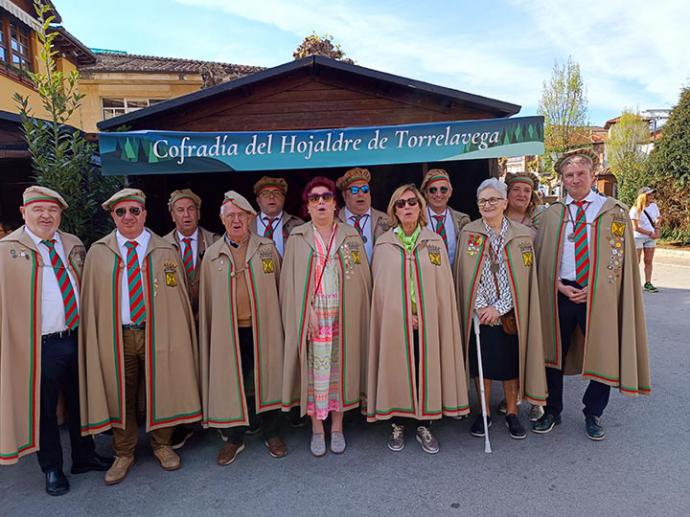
[537,57,590,176]
[293,33,354,63]
[646,87,690,243]
[14,1,122,246]
[607,111,651,206]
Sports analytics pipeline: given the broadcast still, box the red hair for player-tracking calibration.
[301,176,338,219]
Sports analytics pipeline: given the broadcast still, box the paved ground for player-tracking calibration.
[2,254,689,517]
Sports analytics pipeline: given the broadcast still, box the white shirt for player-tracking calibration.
[257,212,285,256]
[344,207,373,263]
[559,191,607,282]
[177,228,199,268]
[116,229,151,325]
[629,203,660,239]
[26,228,80,335]
[426,207,457,268]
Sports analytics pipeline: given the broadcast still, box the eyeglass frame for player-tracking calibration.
[476,196,505,207]
[113,206,143,217]
[394,198,419,209]
[307,192,335,204]
[348,185,370,195]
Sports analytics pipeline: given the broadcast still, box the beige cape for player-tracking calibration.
[280,222,371,414]
[199,234,284,428]
[79,230,201,435]
[0,228,85,465]
[454,218,548,405]
[535,199,651,395]
[367,228,470,421]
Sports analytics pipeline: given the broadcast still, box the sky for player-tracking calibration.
[55,0,690,126]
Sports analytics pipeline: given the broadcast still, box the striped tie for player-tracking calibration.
[433,215,448,248]
[263,217,276,239]
[125,241,146,325]
[181,237,194,277]
[41,239,79,330]
[351,215,364,237]
[574,201,590,287]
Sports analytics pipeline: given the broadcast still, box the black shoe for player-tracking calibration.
[470,415,492,437]
[585,415,606,441]
[171,426,194,450]
[246,422,262,435]
[71,453,113,474]
[531,413,561,434]
[505,414,527,439]
[45,470,70,496]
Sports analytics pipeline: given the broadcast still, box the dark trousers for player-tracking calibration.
[392,330,430,428]
[37,332,95,473]
[228,327,281,444]
[545,281,611,418]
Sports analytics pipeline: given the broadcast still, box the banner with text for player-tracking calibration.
[98,116,544,175]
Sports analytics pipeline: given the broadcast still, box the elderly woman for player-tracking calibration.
[499,172,545,422]
[367,184,469,454]
[454,178,547,440]
[630,187,662,293]
[281,177,371,457]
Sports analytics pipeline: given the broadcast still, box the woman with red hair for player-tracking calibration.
[280,177,371,457]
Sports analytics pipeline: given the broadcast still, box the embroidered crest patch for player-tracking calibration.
[427,244,442,266]
[521,250,533,267]
[163,261,178,287]
[466,233,484,256]
[262,257,275,274]
[350,249,362,265]
[611,221,626,237]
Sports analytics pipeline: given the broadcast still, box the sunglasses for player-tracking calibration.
[428,186,449,195]
[394,198,419,209]
[113,206,143,217]
[477,197,504,207]
[307,192,335,204]
[348,185,370,195]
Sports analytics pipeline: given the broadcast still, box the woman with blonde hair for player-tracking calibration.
[367,184,469,454]
[630,187,662,292]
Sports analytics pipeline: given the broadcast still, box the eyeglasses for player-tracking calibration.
[259,189,284,199]
[428,186,449,195]
[113,206,142,217]
[307,192,335,204]
[394,198,419,209]
[348,185,370,195]
[477,197,504,207]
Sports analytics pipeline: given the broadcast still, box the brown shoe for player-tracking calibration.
[104,456,134,485]
[264,437,288,458]
[217,442,245,466]
[153,446,181,471]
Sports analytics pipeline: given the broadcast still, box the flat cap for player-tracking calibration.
[22,185,68,209]
[554,148,599,175]
[336,167,371,191]
[101,188,146,211]
[168,188,202,210]
[253,176,288,195]
[222,190,256,216]
[421,168,451,191]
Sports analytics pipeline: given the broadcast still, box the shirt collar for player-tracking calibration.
[565,190,597,206]
[25,227,61,247]
[116,229,147,248]
[177,228,198,242]
[345,207,371,220]
[261,212,283,223]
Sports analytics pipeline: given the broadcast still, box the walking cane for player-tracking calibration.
[473,314,492,453]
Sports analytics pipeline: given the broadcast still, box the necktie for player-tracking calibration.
[125,241,146,325]
[574,201,590,287]
[41,239,79,330]
[351,215,364,237]
[181,237,194,277]
[263,217,276,239]
[433,215,448,248]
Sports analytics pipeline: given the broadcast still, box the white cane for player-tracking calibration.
[473,314,492,453]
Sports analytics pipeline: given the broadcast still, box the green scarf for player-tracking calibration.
[394,225,421,314]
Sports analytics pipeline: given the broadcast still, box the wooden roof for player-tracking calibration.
[98,55,521,131]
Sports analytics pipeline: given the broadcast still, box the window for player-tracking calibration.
[0,15,33,74]
[102,98,167,120]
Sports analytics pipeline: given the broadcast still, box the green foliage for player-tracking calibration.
[14,1,122,246]
[607,111,650,206]
[646,87,690,243]
[538,56,591,174]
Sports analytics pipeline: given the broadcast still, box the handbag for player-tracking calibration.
[489,253,518,335]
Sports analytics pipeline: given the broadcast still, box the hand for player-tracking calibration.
[411,315,419,331]
[559,281,588,304]
[307,306,319,340]
[477,306,500,325]
[652,229,661,239]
